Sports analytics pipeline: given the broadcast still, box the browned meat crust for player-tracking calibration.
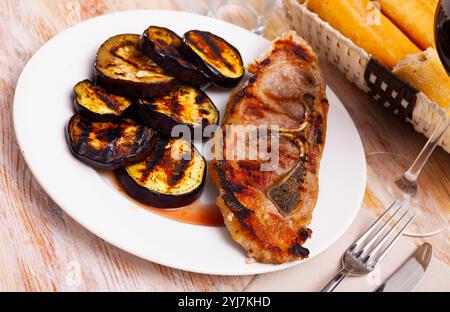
[209,31,329,264]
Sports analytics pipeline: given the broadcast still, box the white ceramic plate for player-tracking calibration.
[13,10,366,275]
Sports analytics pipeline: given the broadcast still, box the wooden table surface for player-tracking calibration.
[0,0,448,291]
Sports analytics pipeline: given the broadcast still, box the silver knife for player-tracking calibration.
[376,243,432,292]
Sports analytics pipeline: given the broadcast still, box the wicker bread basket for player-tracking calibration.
[283,0,450,154]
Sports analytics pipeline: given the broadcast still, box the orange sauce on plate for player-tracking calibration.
[98,170,224,227]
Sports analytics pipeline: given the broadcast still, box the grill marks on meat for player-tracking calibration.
[210,32,329,264]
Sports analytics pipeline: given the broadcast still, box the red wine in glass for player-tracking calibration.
[436,0,450,74]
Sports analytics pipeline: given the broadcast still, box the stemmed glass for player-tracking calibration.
[207,0,276,35]
[367,0,450,237]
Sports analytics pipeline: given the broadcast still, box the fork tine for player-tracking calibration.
[350,201,401,252]
[362,208,410,262]
[370,213,416,266]
[355,202,404,257]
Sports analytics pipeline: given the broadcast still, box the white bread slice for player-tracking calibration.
[394,48,450,110]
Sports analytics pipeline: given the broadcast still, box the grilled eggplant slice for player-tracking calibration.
[140,26,210,88]
[95,34,179,99]
[66,114,156,170]
[183,30,244,88]
[116,138,206,208]
[73,80,133,120]
[136,85,219,136]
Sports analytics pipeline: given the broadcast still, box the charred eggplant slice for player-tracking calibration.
[183,30,244,88]
[66,114,156,170]
[95,34,179,99]
[73,80,132,119]
[140,26,210,88]
[116,138,206,208]
[136,85,219,136]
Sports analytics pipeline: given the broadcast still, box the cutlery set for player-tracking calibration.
[321,201,432,292]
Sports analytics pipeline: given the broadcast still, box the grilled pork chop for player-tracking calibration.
[210,32,329,264]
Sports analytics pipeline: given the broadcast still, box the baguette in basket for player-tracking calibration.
[284,0,450,153]
[378,0,438,50]
[299,0,420,68]
[394,48,450,110]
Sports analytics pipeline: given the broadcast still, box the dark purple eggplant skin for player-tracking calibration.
[72,81,133,121]
[115,138,207,208]
[135,103,218,139]
[115,167,206,208]
[182,30,244,88]
[94,34,179,99]
[73,97,134,121]
[140,26,210,89]
[134,102,183,136]
[65,114,157,170]
[94,68,180,99]
[73,95,116,121]
[134,105,215,140]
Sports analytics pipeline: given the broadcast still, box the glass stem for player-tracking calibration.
[404,116,450,183]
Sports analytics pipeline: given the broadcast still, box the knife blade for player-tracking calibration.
[376,243,432,292]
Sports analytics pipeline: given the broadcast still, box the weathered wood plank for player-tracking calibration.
[0,0,448,291]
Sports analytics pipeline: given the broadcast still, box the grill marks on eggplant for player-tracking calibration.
[184,30,244,88]
[107,37,167,81]
[140,26,210,87]
[95,34,179,98]
[66,27,246,209]
[73,80,132,119]
[188,31,235,74]
[116,138,206,208]
[66,114,156,169]
[136,85,219,136]
[129,139,204,194]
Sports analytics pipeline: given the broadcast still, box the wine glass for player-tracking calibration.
[367,0,450,237]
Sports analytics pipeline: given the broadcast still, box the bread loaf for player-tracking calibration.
[378,0,438,50]
[394,48,450,110]
[302,0,420,68]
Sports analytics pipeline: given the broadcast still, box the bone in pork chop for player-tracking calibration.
[209,31,329,264]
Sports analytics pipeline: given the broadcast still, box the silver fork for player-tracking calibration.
[321,201,416,292]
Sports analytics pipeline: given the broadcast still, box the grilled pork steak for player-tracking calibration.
[210,32,329,264]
